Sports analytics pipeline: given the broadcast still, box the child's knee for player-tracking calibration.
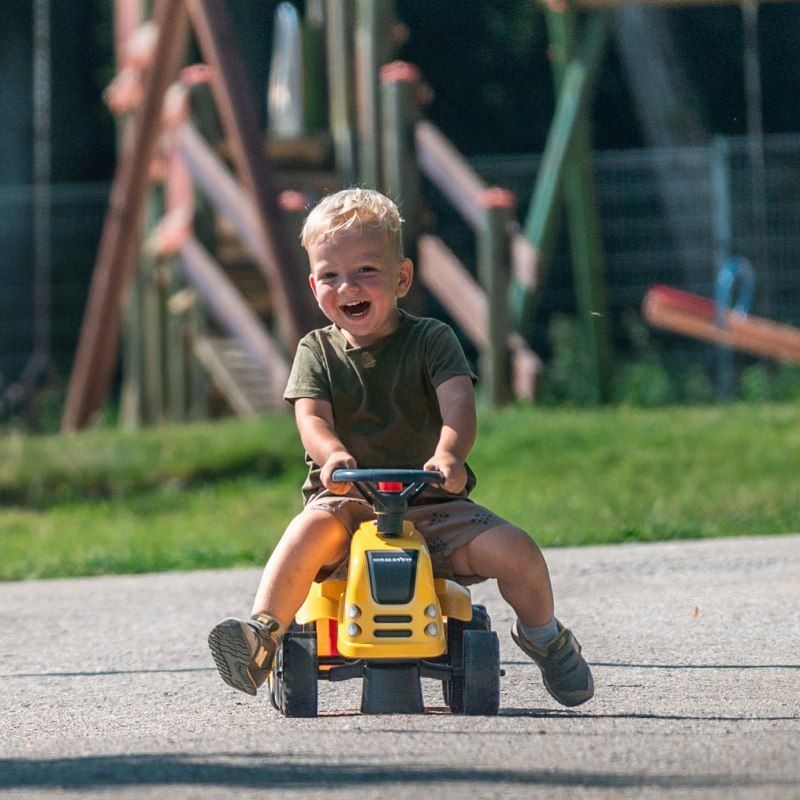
[284,509,350,553]
[461,524,546,579]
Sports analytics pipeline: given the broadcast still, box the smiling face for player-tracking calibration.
[307,224,413,348]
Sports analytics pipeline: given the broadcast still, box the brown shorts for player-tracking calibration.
[305,489,509,585]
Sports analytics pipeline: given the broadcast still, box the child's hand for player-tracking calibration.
[320,451,357,495]
[424,452,467,494]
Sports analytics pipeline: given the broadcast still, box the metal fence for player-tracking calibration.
[0,182,108,385]
[2,133,800,392]
[467,133,800,347]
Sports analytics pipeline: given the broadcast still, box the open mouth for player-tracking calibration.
[340,300,371,319]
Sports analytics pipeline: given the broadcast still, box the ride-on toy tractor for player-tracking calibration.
[269,469,502,717]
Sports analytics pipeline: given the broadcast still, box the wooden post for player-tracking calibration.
[380,61,421,257]
[279,189,312,270]
[548,8,612,404]
[62,0,189,432]
[326,0,357,184]
[381,60,424,313]
[186,289,208,421]
[186,0,318,347]
[355,0,393,189]
[140,254,166,425]
[119,263,145,429]
[166,263,188,423]
[478,188,515,408]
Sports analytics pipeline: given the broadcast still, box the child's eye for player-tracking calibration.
[319,272,337,281]
[358,265,377,273]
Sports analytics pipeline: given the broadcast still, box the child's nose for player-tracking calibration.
[338,276,359,292]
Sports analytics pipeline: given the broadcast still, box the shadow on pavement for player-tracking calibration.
[499,708,799,721]
[0,754,795,791]
[503,661,800,670]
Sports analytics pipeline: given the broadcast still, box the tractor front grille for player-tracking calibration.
[366,549,418,604]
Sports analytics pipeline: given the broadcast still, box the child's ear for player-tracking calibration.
[396,258,413,298]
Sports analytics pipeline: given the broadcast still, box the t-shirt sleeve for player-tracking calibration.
[425,322,478,389]
[283,335,332,404]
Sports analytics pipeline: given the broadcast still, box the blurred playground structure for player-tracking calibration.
[2,0,800,429]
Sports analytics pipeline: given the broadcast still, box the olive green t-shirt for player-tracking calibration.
[283,312,477,502]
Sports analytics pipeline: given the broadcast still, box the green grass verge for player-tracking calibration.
[1,403,798,581]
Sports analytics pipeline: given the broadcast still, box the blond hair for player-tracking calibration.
[300,188,404,260]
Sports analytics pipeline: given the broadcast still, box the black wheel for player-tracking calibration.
[461,629,500,716]
[270,626,318,718]
[443,604,492,712]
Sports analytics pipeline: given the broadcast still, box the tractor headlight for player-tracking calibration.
[347,622,362,636]
[424,604,437,618]
[424,622,439,636]
[347,604,361,619]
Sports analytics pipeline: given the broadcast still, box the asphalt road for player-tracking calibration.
[2,534,799,800]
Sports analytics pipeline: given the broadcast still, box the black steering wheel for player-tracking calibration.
[331,468,443,506]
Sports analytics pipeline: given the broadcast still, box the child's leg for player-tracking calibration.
[449,523,593,707]
[448,523,554,626]
[250,508,351,628]
[209,508,349,695]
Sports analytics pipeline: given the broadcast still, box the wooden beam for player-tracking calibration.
[570,0,792,8]
[177,122,266,264]
[326,0,357,184]
[415,119,538,294]
[418,234,540,401]
[186,0,319,347]
[644,285,800,363]
[178,236,289,405]
[355,0,393,188]
[62,0,189,432]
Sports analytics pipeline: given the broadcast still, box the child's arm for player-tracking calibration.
[424,375,477,493]
[295,397,356,494]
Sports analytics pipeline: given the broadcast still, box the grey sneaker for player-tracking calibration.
[208,613,284,696]
[511,619,594,707]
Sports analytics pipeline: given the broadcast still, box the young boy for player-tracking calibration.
[208,188,593,707]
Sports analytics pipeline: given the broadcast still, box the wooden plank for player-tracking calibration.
[644,286,800,363]
[176,122,267,263]
[573,0,792,8]
[177,236,289,406]
[194,336,263,416]
[415,119,538,293]
[418,234,487,348]
[186,0,320,347]
[418,234,540,400]
[62,0,189,432]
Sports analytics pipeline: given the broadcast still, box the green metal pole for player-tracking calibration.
[478,188,515,408]
[517,10,610,330]
[547,8,612,404]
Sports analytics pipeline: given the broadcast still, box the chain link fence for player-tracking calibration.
[2,133,799,408]
[0,182,108,390]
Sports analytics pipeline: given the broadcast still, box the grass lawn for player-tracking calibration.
[1,403,798,581]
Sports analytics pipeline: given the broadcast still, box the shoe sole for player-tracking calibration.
[208,619,258,696]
